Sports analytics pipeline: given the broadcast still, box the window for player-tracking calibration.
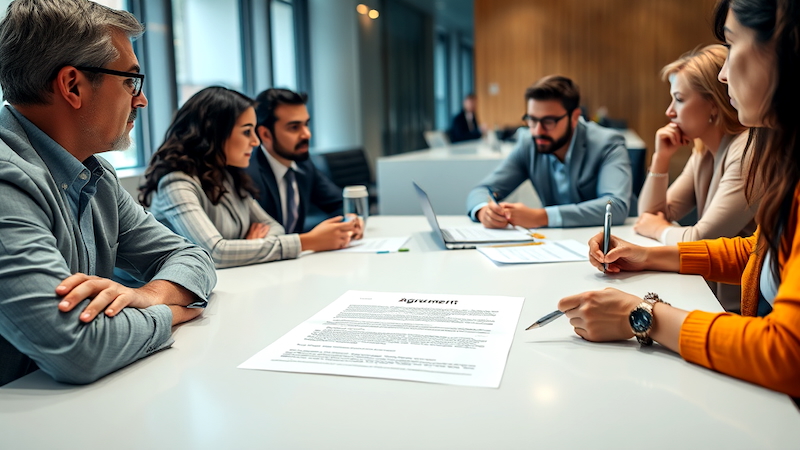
[96,0,141,169]
[434,33,450,131]
[172,0,245,105]
[271,0,298,90]
[460,43,474,100]
[0,0,307,171]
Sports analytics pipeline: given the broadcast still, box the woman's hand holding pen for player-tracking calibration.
[588,233,650,273]
[588,233,681,273]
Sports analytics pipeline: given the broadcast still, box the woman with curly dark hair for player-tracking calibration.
[140,87,354,269]
[553,0,800,397]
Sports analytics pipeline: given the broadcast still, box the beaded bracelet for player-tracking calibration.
[648,172,668,178]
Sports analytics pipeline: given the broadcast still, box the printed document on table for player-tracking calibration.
[335,236,410,253]
[477,239,589,264]
[239,290,525,388]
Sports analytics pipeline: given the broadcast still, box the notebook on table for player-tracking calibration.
[412,181,534,250]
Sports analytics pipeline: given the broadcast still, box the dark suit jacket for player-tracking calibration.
[247,149,343,233]
[449,110,482,143]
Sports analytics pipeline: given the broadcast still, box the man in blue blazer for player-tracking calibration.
[248,89,362,237]
[466,75,632,228]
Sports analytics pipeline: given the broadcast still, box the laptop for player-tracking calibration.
[412,181,534,249]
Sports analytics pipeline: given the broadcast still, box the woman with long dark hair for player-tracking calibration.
[556,0,800,397]
[140,87,354,269]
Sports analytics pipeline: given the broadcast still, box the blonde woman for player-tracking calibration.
[635,44,757,311]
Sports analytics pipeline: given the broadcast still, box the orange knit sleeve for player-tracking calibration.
[677,234,756,284]
[678,195,800,396]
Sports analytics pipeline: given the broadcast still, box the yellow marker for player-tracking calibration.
[486,241,544,248]
[530,232,546,239]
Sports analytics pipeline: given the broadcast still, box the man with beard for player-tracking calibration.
[248,88,363,238]
[466,75,632,228]
[0,0,216,386]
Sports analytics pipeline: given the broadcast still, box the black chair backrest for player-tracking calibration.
[627,147,646,198]
[314,148,373,189]
[627,147,646,217]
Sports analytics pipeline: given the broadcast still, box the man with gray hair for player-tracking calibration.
[0,0,216,386]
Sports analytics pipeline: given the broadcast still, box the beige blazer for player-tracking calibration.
[638,132,758,311]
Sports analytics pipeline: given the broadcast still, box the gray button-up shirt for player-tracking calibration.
[0,105,216,385]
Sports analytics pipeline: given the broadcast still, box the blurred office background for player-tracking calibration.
[0,0,718,191]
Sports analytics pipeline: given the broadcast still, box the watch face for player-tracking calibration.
[629,308,652,332]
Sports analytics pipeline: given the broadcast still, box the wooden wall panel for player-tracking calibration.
[474,0,719,175]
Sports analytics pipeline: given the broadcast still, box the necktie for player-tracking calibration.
[284,169,298,233]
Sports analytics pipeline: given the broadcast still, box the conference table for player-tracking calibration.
[1,216,798,449]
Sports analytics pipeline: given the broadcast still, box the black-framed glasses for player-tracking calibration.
[521,112,569,131]
[75,66,145,97]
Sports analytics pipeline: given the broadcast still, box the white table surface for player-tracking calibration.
[1,216,797,449]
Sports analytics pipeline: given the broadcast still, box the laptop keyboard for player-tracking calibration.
[442,229,454,241]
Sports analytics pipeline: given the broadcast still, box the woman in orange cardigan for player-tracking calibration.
[558,0,800,397]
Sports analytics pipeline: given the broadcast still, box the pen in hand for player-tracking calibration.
[487,186,516,225]
[525,306,578,330]
[602,200,612,273]
[486,187,499,207]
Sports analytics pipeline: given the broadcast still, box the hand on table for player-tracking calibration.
[344,214,365,240]
[633,212,671,240]
[300,216,355,251]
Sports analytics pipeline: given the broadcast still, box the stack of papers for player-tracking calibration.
[477,239,589,264]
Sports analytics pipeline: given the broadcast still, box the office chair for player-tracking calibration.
[627,147,646,217]
[311,147,378,214]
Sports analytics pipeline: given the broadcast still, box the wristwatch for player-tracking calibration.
[629,292,670,346]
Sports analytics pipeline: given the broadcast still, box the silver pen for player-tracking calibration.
[602,200,612,272]
[525,306,577,330]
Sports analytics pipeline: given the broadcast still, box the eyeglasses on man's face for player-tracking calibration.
[75,66,145,97]
[521,112,570,131]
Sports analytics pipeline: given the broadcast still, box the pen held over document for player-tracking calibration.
[602,200,612,272]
